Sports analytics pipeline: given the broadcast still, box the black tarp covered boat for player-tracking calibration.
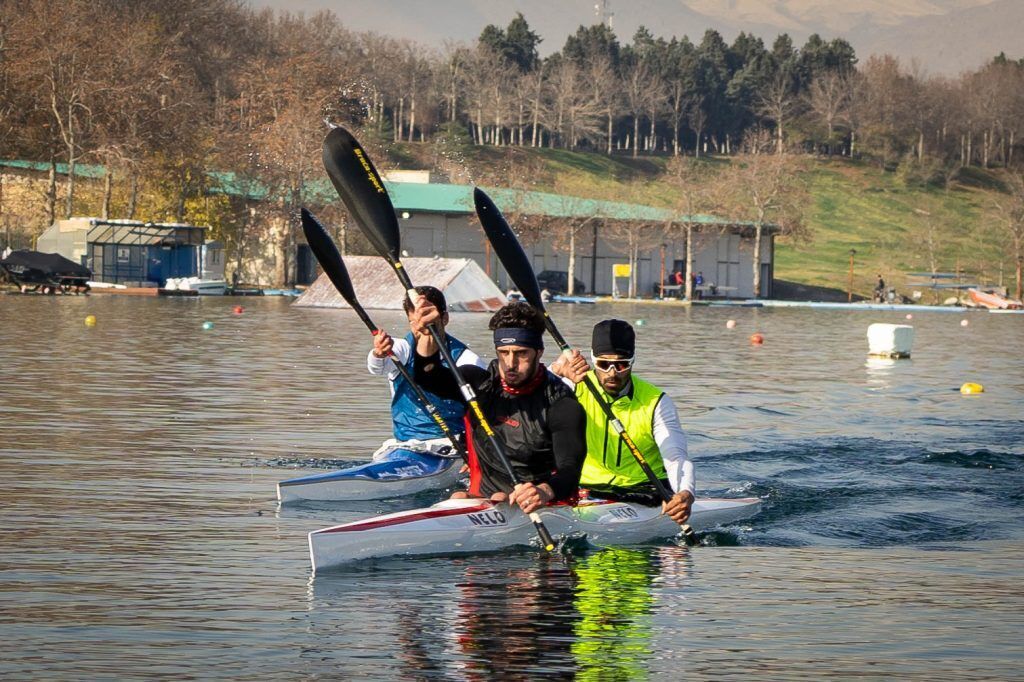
[0,249,92,293]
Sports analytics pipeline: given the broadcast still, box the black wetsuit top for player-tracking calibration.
[413,353,586,501]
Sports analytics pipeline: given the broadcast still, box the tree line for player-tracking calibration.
[1,1,1022,294]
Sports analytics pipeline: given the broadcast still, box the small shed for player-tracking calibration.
[36,218,209,286]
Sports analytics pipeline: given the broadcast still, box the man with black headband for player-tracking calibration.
[369,286,486,460]
[410,299,586,513]
[552,319,695,524]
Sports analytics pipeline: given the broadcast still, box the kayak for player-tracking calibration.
[277,448,462,503]
[308,496,761,571]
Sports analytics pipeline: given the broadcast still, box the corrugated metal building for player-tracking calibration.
[36,218,211,286]
[361,179,777,298]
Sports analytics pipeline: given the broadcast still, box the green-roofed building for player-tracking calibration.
[3,159,776,296]
[207,169,775,297]
[312,171,777,298]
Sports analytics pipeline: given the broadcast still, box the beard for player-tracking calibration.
[501,359,539,388]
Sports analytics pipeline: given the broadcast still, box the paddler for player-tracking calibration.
[369,286,487,460]
[408,298,587,513]
[550,319,695,524]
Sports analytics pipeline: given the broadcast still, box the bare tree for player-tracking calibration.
[806,71,850,155]
[665,156,722,299]
[587,55,621,155]
[755,72,800,155]
[720,132,811,297]
[543,59,602,149]
[989,171,1024,300]
[621,59,655,158]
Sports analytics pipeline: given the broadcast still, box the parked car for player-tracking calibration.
[536,270,586,295]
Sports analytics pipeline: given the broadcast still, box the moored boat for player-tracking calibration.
[967,287,1022,310]
[278,448,463,503]
[308,496,761,571]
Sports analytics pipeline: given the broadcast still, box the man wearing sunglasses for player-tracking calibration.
[551,319,695,524]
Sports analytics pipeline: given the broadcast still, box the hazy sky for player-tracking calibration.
[245,0,1020,74]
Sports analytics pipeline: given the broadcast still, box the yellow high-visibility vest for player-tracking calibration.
[575,371,666,489]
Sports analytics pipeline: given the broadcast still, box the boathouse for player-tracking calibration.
[36,218,218,286]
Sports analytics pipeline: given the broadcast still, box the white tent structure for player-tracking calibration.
[293,255,506,312]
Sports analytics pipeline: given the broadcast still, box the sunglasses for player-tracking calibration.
[591,353,634,373]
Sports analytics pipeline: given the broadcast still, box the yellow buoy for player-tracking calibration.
[84,315,97,327]
[960,382,984,395]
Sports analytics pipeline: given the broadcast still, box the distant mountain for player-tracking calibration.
[851,0,1024,74]
[246,0,1019,73]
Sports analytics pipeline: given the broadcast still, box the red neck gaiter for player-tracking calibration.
[501,363,546,395]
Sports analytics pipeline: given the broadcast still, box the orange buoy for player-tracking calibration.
[233,305,244,314]
[750,332,764,345]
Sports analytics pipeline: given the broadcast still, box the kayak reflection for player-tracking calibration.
[453,558,580,679]
[306,546,693,678]
[574,548,661,680]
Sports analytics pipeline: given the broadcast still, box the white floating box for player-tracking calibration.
[867,323,914,358]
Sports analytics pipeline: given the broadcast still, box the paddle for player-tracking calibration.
[473,187,697,545]
[321,126,556,552]
[300,207,464,458]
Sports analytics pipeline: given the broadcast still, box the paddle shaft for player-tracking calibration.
[471,187,695,543]
[392,261,556,551]
[542,313,697,546]
[319,128,556,551]
[299,208,463,456]
[354,304,464,457]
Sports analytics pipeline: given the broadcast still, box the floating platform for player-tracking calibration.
[758,300,986,313]
[551,295,597,304]
[294,256,505,312]
[89,286,159,296]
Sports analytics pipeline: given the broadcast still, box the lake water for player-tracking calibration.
[1,295,1022,679]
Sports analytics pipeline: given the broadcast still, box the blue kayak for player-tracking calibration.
[277,448,463,503]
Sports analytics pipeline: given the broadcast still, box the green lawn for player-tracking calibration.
[393,142,1012,297]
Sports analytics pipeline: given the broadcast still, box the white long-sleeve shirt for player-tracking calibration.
[367,337,486,395]
[650,392,695,497]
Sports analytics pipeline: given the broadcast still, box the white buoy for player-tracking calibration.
[867,323,914,359]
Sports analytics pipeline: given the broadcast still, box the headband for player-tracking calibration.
[493,327,544,350]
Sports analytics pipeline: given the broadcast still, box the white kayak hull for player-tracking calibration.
[277,449,462,503]
[308,496,761,572]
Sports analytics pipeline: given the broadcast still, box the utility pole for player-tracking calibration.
[848,249,856,302]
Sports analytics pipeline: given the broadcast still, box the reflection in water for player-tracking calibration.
[864,356,899,389]
[573,548,658,681]
[453,559,580,680]
[3,297,1023,678]
[306,548,695,681]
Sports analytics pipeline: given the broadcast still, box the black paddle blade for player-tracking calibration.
[300,208,358,307]
[473,187,544,308]
[321,126,401,263]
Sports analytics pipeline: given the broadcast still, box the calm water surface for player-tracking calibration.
[1,295,1022,679]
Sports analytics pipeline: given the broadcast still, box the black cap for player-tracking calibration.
[592,319,635,357]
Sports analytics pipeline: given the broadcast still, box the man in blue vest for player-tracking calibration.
[368,286,487,462]
[551,319,695,524]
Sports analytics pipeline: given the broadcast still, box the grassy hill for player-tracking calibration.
[391,140,1012,299]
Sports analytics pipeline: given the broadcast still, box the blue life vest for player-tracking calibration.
[391,332,469,440]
